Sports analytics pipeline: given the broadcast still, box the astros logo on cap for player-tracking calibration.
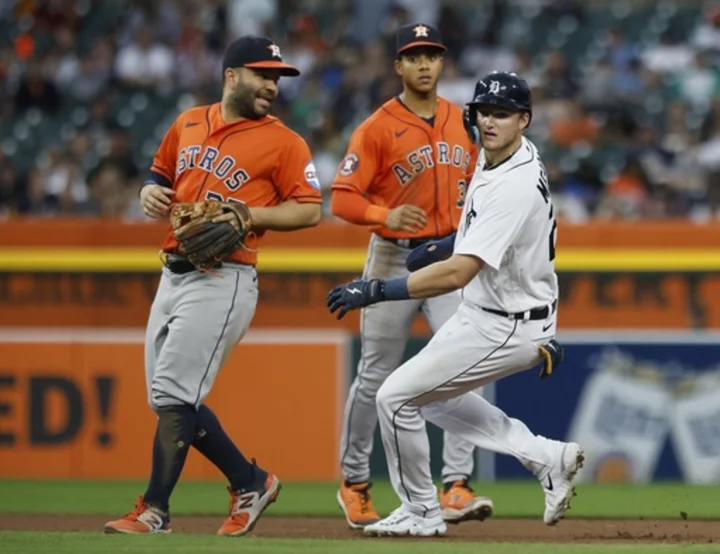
[413,24,429,37]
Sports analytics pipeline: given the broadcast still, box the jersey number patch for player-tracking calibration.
[537,163,557,262]
[548,218,557,261]
[206,191,247,205]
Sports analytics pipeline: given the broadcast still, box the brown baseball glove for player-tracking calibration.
[169,200,253,271]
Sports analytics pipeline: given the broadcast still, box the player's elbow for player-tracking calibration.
[301,203,322,227]
[330,191,347,219]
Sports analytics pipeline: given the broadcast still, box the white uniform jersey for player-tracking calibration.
[454,136,558,313]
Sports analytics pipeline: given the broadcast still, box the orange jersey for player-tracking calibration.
[149,102,322,265]
[331,96,478,239]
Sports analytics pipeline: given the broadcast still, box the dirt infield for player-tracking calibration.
[0,515,718,543]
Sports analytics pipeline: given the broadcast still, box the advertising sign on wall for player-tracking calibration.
[494,332,720,483]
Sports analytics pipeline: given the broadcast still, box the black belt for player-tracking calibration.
[482,299,557,321]
[163,253,220,274]
[382,235,447,249]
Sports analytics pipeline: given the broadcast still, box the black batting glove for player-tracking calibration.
[327,279,385,320]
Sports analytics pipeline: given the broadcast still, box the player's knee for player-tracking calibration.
[150,386,190,411]
[353,372,390,403]
[376,378,402,414]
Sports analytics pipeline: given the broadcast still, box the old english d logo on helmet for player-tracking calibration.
[467,71,533,124]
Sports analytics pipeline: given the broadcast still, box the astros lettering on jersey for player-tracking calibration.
[149,103,322,265]
[332,97,477,239]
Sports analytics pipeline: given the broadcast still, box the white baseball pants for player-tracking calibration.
[376,300,559,517]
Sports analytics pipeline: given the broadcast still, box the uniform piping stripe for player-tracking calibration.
[193,270,240,407]
[390,320,518,515]
[339,236,377,475]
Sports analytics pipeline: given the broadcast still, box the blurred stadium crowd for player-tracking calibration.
[1,0,720,222]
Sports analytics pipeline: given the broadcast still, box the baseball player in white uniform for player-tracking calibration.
[327,72,584,537]
[331,23,492,529]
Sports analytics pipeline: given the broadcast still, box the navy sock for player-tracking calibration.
[193,404,262,490]
[143,404,197,513]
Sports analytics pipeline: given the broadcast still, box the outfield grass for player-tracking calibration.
[2,533,720,554]
[0,479,719,519]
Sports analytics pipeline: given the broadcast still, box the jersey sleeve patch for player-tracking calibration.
[304,160,321,190]
[338,153,359,176]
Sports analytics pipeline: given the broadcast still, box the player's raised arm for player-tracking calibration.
[249,134,322,230]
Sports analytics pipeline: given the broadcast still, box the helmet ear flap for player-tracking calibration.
[463,104,480,144]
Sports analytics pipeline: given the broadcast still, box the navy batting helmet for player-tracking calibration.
[467,71,532,124]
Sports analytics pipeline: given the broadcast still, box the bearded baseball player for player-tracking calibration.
[330,22,492,529]
[327,72,583,537]
[104,36,322,536]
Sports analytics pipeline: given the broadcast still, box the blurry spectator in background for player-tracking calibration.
[66,40,113,103]
[115,25,175,90]
[29,147,85,214]
[288,70,329,135]
[543,0,585,20]
[663,101,696,154]
[596,156,652,219]
[697,103,720,172]
[278,14,328,101]
[606,28,638,76]
[0,154,25,218]
[87,164,134,218]
[49,25,79,89]
[438,5,467,60]
[460,26,517,79]
[14,58,61,114]
[31,0,81,33]
[549,98,600,148]
[82,96,119,147]
[641,30,695,74]
[692,6,720,52]
[394,0,440,28]
[580,57,616,109]
[436,57,475,108]
[2,0,720,222]
[541,50,578,99]
[119,0,182,46]
[613,57,646,104]
[226,0,277,37]
[638,66,671,120]
[90,128,140,184]
[308,122,344,214]
[176,17,222,90]
[511,46,542,89]
[671,51,720,112]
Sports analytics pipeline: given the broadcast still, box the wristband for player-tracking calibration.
[383,277,410,300]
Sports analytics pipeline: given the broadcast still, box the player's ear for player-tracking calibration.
[224,68,238,88]
[394,58,404,77]
[519,112,530,131]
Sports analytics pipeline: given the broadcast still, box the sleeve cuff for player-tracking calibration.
[145,170,173,189]
[365,205,389,225]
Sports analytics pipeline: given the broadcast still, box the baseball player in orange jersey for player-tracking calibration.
[104,36,322,537]
[332,23,493,529]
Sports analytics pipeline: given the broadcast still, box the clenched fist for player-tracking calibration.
[384,204,428,234]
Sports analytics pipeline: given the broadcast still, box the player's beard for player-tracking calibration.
[227,83,272,120]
